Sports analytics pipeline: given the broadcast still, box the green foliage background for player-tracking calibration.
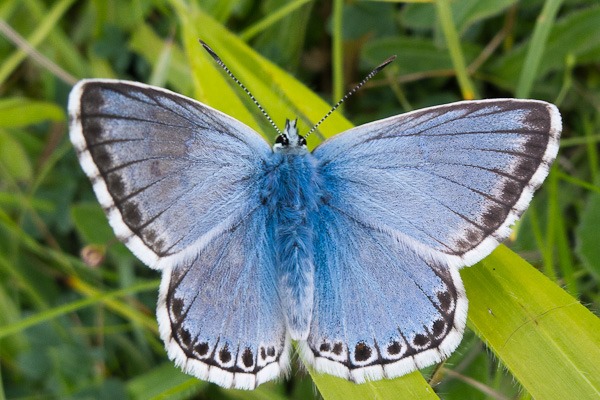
[1,0,599,399]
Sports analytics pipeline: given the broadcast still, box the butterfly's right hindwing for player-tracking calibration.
[68,79,271,268]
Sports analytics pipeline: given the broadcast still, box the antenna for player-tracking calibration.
[199,40,283,135]
[305,55,397,138]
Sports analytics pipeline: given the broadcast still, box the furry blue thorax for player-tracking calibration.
[262,127,321,340]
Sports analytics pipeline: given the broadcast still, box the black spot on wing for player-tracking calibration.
[219,345,232,363]
[332,342,343,355]
[106,173,126,198]
[387,341,403,355]
[121,202,142,227]
[432,319,447,338]
[354,342,372,362]
[242,348,254,368]
[480,203,509,230]
[88,145,113,168]
[195,342,209,356]
[412,333,429,347]
[80,85,107,115]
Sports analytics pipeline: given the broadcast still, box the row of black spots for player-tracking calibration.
[84,143,176,256]
[174,328,280,373]
[319,341,344,356]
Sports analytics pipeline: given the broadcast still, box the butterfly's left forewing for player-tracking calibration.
[69,79,271,268]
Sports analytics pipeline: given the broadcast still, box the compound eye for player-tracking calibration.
[298,136,307,146]
[275,135,289,146]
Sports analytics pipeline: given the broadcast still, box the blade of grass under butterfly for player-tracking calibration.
[463,245,600,400]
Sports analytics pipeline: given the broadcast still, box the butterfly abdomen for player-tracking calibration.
[265,151,321,340]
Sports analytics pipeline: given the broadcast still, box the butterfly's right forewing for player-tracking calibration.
[312,99,560,267]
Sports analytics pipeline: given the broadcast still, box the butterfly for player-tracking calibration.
[68,47,561,390]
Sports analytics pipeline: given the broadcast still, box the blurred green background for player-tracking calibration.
[1,0,600,399]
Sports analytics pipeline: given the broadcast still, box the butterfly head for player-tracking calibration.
[274,119,307,152]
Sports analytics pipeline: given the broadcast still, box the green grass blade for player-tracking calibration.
[463,245,600,400]
[332,0,344,106]
[515,0,563,98]
[239,0,312,41]
[434,0,478,99]
[0,0,76,85]
[309,369,440,400]
[127,363,207,400]
[0,278,159,340]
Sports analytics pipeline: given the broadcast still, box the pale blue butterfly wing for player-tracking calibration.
[69,80,288,389]
[302,100,560,380]
[300,205,466,382]
[157,206,289,389]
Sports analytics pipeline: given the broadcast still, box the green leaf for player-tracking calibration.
[362,37,481,75]
[0,98,65,127]
[463,245,600,400]
[401,0,517,33]
[129,23,193,94]
[0,0,77,85]
[127,363,206,400]
[491,5,600,93]
[0,129,33,181]
[575,179,600,279]
[515,0,564,98]
[70,202,115,244]
[309,370,440,400]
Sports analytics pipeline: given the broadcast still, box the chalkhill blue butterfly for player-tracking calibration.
[68,42,561,390]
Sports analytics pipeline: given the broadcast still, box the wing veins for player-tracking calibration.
[160,189,260,257]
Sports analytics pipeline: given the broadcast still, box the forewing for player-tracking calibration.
[157,206,289,389]
[300,206,467,382]
[68,79,271,268]
[313,99,561,266]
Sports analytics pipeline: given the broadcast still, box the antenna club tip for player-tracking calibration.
[375,55,397,72]
[199,39,221,61]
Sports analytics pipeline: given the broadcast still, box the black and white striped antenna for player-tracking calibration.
[305,55,396,138]
[201,40,396,138]
[200,40,283,136]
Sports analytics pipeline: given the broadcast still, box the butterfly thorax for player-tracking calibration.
[263,123,320,340]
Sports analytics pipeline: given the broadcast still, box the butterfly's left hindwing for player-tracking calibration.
[157,206,289,389]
